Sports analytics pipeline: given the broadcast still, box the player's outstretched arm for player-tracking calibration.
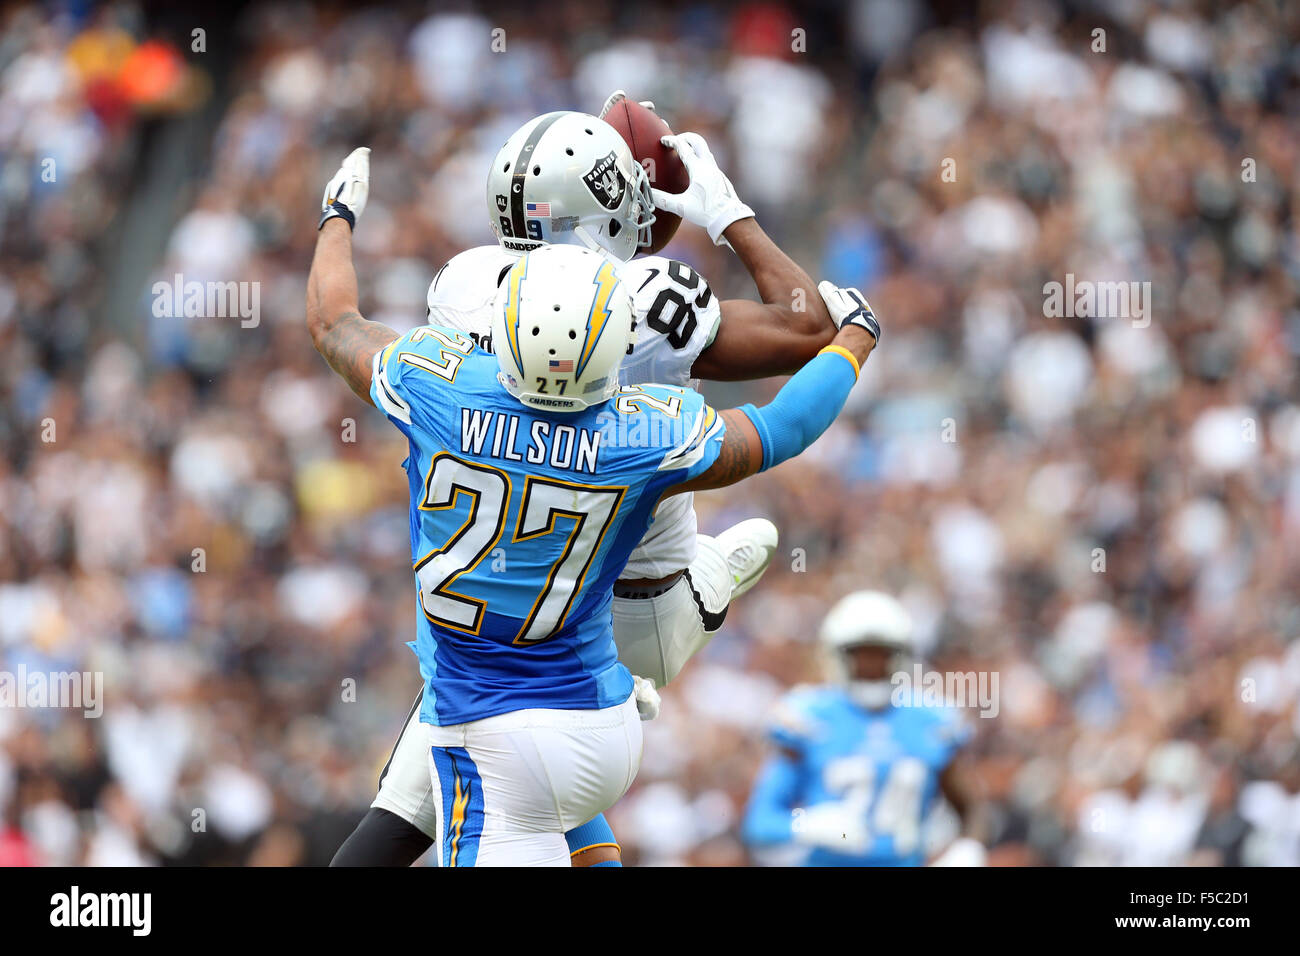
[648,132,836,380]
[306,147,399,406]
[670,310,877,495]
[741,750,805,847]
[694,218,838,380]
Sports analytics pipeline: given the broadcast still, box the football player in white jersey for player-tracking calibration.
[333,99,859,866]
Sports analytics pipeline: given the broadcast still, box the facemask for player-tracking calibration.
[848,679,894,710]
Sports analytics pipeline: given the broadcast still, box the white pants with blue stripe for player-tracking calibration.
[425,693,642,866]
[372,537,730,839]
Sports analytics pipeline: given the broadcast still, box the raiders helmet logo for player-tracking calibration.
[581,151,626,210]
[495,194,508,212]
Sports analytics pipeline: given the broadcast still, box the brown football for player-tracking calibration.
[603,96,689,254]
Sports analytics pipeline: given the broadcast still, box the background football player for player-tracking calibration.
[305,148,881,863]
[334,99,879,866]
[742,591,987,867]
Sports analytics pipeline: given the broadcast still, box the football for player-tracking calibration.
[603,96,688,253]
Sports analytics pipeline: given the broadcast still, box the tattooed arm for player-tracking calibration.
[670,324,876,494]
[670,410,765,492]
[306,218,399,406]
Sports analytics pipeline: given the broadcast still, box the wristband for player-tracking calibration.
[319,200,356,231]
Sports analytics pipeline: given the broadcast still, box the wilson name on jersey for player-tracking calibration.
[370,323,726,726]
[426,245,722,578]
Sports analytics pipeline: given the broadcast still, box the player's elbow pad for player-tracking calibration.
[740,346,859,472]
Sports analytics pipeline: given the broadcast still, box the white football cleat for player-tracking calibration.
[713,518,779,601]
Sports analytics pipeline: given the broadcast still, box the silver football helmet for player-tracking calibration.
[486,111,655,261]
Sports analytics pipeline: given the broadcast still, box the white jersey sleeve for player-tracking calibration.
[424,244,516,348]
[618,256,722,388]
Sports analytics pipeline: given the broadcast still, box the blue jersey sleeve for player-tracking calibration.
[744,687,830,849]
[739,345,859,472]
[765,687,826,753]
[742,752,802,847]
[370,323,480,433]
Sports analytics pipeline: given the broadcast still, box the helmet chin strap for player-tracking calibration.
[572,225,604,254]
[572,224,636,270]
[848,680,894,710]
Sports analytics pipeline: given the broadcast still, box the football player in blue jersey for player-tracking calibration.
[306,148,880,865]
[742,591,988,867]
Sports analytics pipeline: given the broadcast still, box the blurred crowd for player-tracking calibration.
[2,0,1299,866]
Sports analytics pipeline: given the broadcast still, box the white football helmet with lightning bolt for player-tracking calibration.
[491,244,634,412]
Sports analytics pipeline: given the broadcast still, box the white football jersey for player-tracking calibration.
[426,245,722,579]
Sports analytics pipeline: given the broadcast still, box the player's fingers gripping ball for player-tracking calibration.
[602,95,687,253]
[649,132,754,246]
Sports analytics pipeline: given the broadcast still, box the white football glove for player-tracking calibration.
[650,132,754,246]
[791,802,870,854]
[632,675,661,721]
[319,147,370,231]
[930,836,988,867]
[817,280,880,343]
[598,89,656,117]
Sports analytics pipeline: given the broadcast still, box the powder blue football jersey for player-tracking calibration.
[370,323,725,726]
[743,686,972,866]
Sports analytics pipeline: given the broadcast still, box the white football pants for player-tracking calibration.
[371,536,731,843]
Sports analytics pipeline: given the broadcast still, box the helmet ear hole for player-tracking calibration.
[608,219,621,238]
